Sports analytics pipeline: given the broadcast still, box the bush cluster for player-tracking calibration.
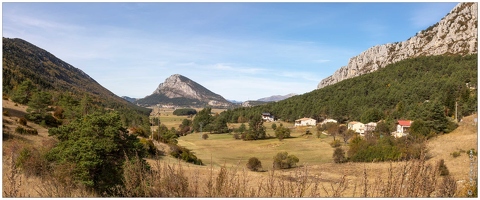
[170,145,203,165]
[173,108,197,116]
[18,117,27,126]
[330,139,341,148]
[273,152,299,169]
[15,126,38,135]
[246,157,262,171]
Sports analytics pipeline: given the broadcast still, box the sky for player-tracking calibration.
[2,2,459,101]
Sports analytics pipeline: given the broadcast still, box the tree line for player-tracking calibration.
[219,54,477,126]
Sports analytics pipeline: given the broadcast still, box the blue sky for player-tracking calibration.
[2,2,459,101]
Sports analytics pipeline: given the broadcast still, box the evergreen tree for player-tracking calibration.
[11,80,35,104]
[46,112,147,195]
[245,114,266,140]
[193,107,213,132]
[26,91,51,119]
[275,123,291,141]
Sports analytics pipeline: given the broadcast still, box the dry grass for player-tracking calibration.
[3,99,477,197]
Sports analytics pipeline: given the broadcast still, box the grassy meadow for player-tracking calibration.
[150,107,336,169]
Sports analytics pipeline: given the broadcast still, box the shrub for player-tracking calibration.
[271,123,277,130]
[53,106,64,119]
[273,152,299,169]
[18,117,27,126]
[202,133,209,140]
[333,147,347,163]
[169,144,203,165]
[275,124,291,141]
[15,147,48,177]
[438,159,450,176]
[467,148,477,156]
[15,126,38,135]
[246,157,262,171]
[139,138,157,156]
[330,139,341,148]
[233,133,241,140]
[451,151,461,158]
[131,126,150,138]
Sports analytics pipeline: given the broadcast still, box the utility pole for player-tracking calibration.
[455,101,458,122]
[199,122,204,139]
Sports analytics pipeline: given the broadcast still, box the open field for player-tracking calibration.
[3,101,477,197]
[157,109,478,196]
[150,108,477,183]
[177,126,332,169]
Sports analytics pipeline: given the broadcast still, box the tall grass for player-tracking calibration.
[4,151,473,197]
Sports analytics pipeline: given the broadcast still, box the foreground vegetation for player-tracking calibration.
[4,150,475,197]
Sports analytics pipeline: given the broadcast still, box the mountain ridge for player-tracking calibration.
[317,2,478,89]
[257,93,298,102]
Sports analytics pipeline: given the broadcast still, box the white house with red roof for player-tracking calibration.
[294,118,316,126]
[392,120,413,138]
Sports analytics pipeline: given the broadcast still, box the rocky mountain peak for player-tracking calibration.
[141,74,231,107]
[317,2,477,89]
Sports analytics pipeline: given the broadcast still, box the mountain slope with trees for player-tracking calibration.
[220,54,477,125]
[2,37,151,126]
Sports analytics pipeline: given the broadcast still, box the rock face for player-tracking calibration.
[141,74,231,107]
[317,2,478,89]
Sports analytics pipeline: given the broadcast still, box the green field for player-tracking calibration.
[152,108,339,169]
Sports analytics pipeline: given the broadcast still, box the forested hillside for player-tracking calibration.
[221,55,477,124]
[2,37,151,127]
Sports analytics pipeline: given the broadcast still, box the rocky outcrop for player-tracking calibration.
[318,2,477,89]
[144,74,231,107]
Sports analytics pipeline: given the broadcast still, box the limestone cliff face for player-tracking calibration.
[317,2,477,89]
[152,74,231,107]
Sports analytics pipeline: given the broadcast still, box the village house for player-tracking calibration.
[365,122,377,133]
[261,113,275,122]
[294,118,316,127]
[348,121,365,135]
[392,120,413,138]
[320,118,337,125]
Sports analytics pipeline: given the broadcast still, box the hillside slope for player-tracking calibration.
[318,2,477,89]
[221,54,477,123]
[2,37,150,115]
[427,114,478,181]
